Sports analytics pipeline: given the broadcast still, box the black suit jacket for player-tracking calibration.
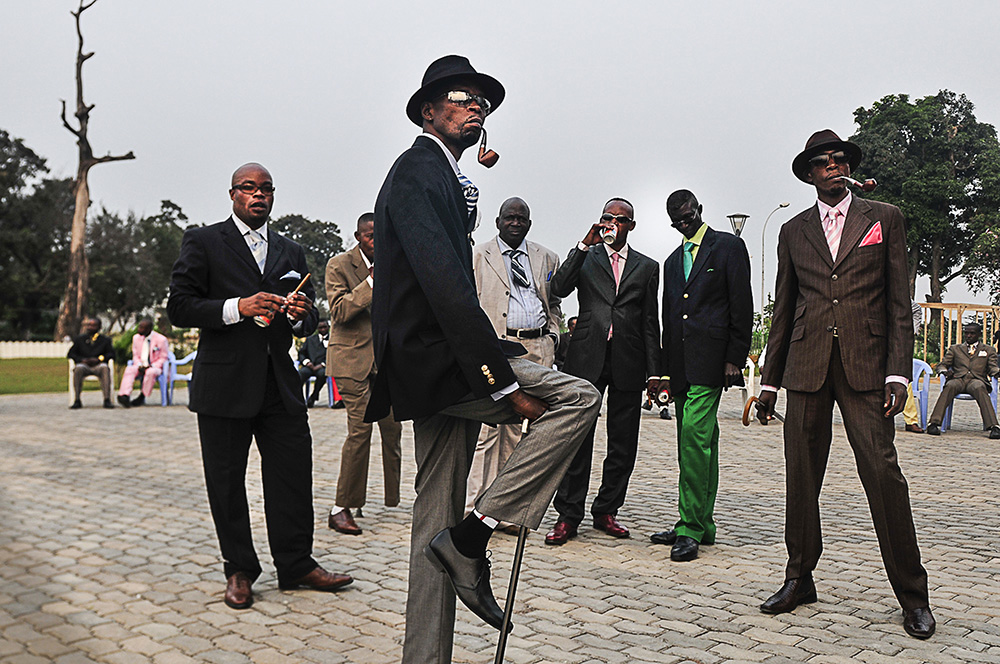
[660,226,753,393]
[365,136,523,422]
[551,244,660,391]
[298,334,326,366]
[167,217,318,418]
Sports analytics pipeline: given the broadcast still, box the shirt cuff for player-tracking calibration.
[491,382,519,401]
[223,298,241,325]
[886,375,909,386]
[761,384,778,393]
[576,241,590,252]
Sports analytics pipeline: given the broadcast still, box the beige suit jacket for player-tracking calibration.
[472,236,562,343]
[325,245,375,381]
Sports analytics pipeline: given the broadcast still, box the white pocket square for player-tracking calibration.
[280,270,301,280]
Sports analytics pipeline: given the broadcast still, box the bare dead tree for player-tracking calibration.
[54,0,135,340]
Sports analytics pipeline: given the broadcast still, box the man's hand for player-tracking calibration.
[238,292,285,319]
[582,222,612,246]
[884,382,907,418]
[83,357,100,367]
[646,378,660,403]
[755,390,777,425]
[506,388,548,422]
[302,360,314,369]
[723,362,742,389]
[282,292,314,322]
[647,378,671,404]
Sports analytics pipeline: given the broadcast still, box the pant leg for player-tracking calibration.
[119,365,140,397]
[251,370,318,584]
[673,385,723,543]
[590,381,642,517]
[464,423,499,516]
[96,364,111,400]
[902,384,919,426]
[376,409,403,507]
[830,344,929,610]
[401,410,480,664]
[196,414,262,581]
[73,365,87,399]
[310,368,326,399]
[928,379,966,425]
[551,388,604,527]
[141,365,162,397]
[334,375,375,508]
[965,379,999,427]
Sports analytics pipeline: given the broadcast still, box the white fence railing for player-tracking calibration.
[0,341,73,359]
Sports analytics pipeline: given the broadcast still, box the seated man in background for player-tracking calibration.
[68,316,114,410]
[927,321,1000,438]
[118,318,170,408]
[298,320,333,407]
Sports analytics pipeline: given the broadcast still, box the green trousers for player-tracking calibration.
[675,384,722,544]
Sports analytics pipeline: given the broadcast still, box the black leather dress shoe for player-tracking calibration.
[990,425,1000,440]
[425,529,511,632]
[927,423,941,436]
[650,529,678,545]
[760,576,817,614]
[903,606,936,639]
[670,536,699,562]
[117,395,131,408]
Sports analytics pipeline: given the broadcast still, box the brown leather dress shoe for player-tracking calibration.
[760,576,817,614]
[224,571,253,609]
[328,509,362,535]
[593,514,630,538]
[544,521,578,545]
[279,565,353,591]
[903,606,935,639]
[904,423,924,433]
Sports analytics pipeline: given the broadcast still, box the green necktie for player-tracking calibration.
[683,241,695,280]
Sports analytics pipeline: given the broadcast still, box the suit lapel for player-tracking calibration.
[801,205,834,268]
[833,197,872,271]
[527,242,547,287]
[261,229,286,281]
[351,246,369,285]
[221,217,261,274]
[485,239,510,288]
[593,245,615,285]
[686,228,716,284]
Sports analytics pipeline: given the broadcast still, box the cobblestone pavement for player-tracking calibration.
[2,386,998,664]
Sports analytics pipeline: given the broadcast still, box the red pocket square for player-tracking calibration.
[859,221,883,246]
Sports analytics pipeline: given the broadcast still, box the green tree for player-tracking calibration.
[850,90,1000,302]
[269,214,344,311]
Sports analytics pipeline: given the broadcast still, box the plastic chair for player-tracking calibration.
[166,351,197,405]
[67,359,116,405]
[941,374,999,432]
[911,359,933,430]
[123,358,170,405]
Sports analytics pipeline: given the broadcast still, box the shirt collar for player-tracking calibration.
[684,222,709,247]
[359,248,373,270]
[232,214,268,241]
[816,190,853,221]
[604,243,629,260]
[421,132,461,176]
[497,236,528,255]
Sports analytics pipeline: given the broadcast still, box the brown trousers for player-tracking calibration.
[73,363,112,400]
[333,372,402,508]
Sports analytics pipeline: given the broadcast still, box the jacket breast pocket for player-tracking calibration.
[868,319,886,337]
[790,325,806,342]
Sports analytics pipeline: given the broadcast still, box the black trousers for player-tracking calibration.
[783,340,929,610]
[197,364,317,583]
[552,341,642,525]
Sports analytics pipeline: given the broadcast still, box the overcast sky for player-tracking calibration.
[5,1,1000,312]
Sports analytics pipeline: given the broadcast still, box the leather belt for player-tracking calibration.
[506,327,544,339]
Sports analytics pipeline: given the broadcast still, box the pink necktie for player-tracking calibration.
[824,209,843,261]
[611,252,621,291]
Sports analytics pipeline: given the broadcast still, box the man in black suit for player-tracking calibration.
[545,198,661,545]
[649,190,753,562]
[297,319,330,407]
[167,162,352,611]
[364,56,600,664]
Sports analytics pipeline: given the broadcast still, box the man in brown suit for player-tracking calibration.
[927,321,1000,438]
[755,130,934,639]
[324,213,403,534]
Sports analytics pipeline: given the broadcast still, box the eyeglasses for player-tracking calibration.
[601,213,632,224]
[807,151,850,169]
[232,182,275,195]
[438,90,492,116]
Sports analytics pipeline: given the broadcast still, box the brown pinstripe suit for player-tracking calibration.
[762,195,929,611]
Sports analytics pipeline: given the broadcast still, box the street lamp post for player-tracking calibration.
[760,203,790,312]
[727,213,749,237]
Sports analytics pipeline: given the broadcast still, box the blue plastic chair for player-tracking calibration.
[166,351,197,405]
[124,358,170,405]
[941,374,999,432]
[911,359,933,430]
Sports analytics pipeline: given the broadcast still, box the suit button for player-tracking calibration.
[682,314,688,320]
[683,293,689,299]
[501,335,506,339]
[505,291,509,296]
[481,365,489,372]
[832,274,838,281]
[502,313,507,317]
[488,378,495,385]
[826,325,834,332]
[833,299,839,306]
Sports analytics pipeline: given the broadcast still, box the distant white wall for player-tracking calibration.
[0,341,73,359]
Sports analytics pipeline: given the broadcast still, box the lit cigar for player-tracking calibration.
[254,272,311,328]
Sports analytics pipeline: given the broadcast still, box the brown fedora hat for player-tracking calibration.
[405,55,505,127]
[791,129,863,183]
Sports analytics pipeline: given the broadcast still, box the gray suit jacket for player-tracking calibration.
[472,236,562,343]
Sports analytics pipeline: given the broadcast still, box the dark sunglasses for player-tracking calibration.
[232,182,275,195]
[601,213,632,224]
[438,90,492,116]
[807,151,850,169]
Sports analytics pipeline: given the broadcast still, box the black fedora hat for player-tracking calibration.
[792,129,863,183]
[406,55,505,126]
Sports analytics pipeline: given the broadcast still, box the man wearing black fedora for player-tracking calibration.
[364,55,600,663]
[754,130,934,638]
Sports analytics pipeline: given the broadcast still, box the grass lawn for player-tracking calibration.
[0,358,189,396]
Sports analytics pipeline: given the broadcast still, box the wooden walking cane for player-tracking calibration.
[494,417,533,663]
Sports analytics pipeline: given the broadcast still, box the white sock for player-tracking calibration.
[472,509,499,530]
[330,505,345,516]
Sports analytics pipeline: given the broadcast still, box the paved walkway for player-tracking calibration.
[1,386,998,663]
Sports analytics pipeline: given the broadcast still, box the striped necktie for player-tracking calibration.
[456,171,478,220]
[824,209,844,261]
[505,249,530,288]
[247,230,266,273]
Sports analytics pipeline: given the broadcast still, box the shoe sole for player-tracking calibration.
[278,578,353,591]
[544,531,577,545]
[423,544,513,633]
[760,592,818,614]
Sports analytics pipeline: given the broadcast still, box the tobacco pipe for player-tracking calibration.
[837,176,877,192]
[478,128,499,168]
